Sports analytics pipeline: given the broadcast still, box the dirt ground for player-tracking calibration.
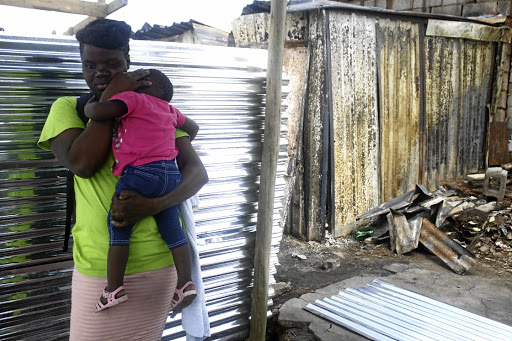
[267,176,512,340]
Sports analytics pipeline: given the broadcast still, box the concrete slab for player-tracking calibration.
[278,263,512,340]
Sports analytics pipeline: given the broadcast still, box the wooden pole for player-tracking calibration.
[249,0,288,340]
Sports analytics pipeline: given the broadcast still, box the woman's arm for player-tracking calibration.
[110,136,208,227]
[49,70,152,178]
[49,121,114,178]
[180,117,199,141]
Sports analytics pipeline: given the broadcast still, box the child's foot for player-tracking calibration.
[171,281,196,312]
[94,286,128,312]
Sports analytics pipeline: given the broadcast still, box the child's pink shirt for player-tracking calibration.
[109,91,186,176]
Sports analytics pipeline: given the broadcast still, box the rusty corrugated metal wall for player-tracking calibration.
[0,34,287,340]
[231,4,499,240]
[377,19,422,202]
[302,11,327,241]
[297,9,497,238]
[424,37,493,189]
[329,11,380,237]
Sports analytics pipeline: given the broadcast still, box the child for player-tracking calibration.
[84,69,197,313]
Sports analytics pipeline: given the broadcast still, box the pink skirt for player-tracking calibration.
[70,266,177,341]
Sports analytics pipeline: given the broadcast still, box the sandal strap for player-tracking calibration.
[102,288,109,299]
[176,281,194,295]
[102,286,125,302]
[109,285,125,297]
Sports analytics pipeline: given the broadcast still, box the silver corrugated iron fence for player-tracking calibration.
[0,34,287,340]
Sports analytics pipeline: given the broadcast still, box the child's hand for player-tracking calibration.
[100,69,152,101]
[86,95,99,105]
[84,95,99,118]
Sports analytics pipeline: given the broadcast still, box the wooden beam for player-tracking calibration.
[107,0,126,15]
[249,0,288,340]
[62,1,127,36]
[0,0,126,17]
[426,19,512,43]
[64,16,98,36]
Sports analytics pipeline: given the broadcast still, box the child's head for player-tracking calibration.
[137,69,174,102]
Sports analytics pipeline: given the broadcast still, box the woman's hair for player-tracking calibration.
[147,69,174,102]
[76,19,132,58]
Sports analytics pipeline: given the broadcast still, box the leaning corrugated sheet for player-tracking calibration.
[0,34,287,340]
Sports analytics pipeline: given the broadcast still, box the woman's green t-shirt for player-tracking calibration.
[38,96,180,277]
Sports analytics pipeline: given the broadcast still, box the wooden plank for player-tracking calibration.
[488,121,510,166]
[62,1,127,36]
[106,0,126,14]
[64,16,98,36]
[426,19,512,43]
[0,0,125,17]
[249,0,288,339]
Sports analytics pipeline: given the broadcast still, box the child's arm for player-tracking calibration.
[84,69,150,121]
[100,69,151,101]
[84,98,128,121]
[179,117,199,141]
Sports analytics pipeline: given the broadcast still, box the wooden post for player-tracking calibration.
[249,0,287,340]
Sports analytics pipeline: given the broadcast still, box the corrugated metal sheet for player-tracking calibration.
[302,11,326,241]
[0,34,287,340]
[133,20,201,40]
[377,19,422,202]
[133,21,229,46]
[329,12,380,237]
[306,280,512,341]
[281,47,309,237]
[232,12,308,48]
[231,7,498,241]
[424,36,492,189]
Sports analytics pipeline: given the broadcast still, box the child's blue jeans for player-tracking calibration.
[107,160,188,250]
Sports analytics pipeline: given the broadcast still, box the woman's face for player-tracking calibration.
[81,44,130,97]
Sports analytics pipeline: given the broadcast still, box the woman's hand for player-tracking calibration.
[110,190,159,227]
[109,137,208,227]
[100,69,152,102]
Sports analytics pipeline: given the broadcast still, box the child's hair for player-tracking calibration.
[76,19,132,58]
[145,69,174,102]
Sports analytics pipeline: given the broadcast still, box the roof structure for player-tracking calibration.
[132,20,230,46]
[241,0,271,15]
[133,20,208,40]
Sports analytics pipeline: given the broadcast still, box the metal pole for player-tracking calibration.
[249,0,287,339]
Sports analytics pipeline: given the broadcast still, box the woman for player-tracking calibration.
[38,19,208,340]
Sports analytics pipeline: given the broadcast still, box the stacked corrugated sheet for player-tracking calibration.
[0,34,287,340]
[306,279,512,341]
